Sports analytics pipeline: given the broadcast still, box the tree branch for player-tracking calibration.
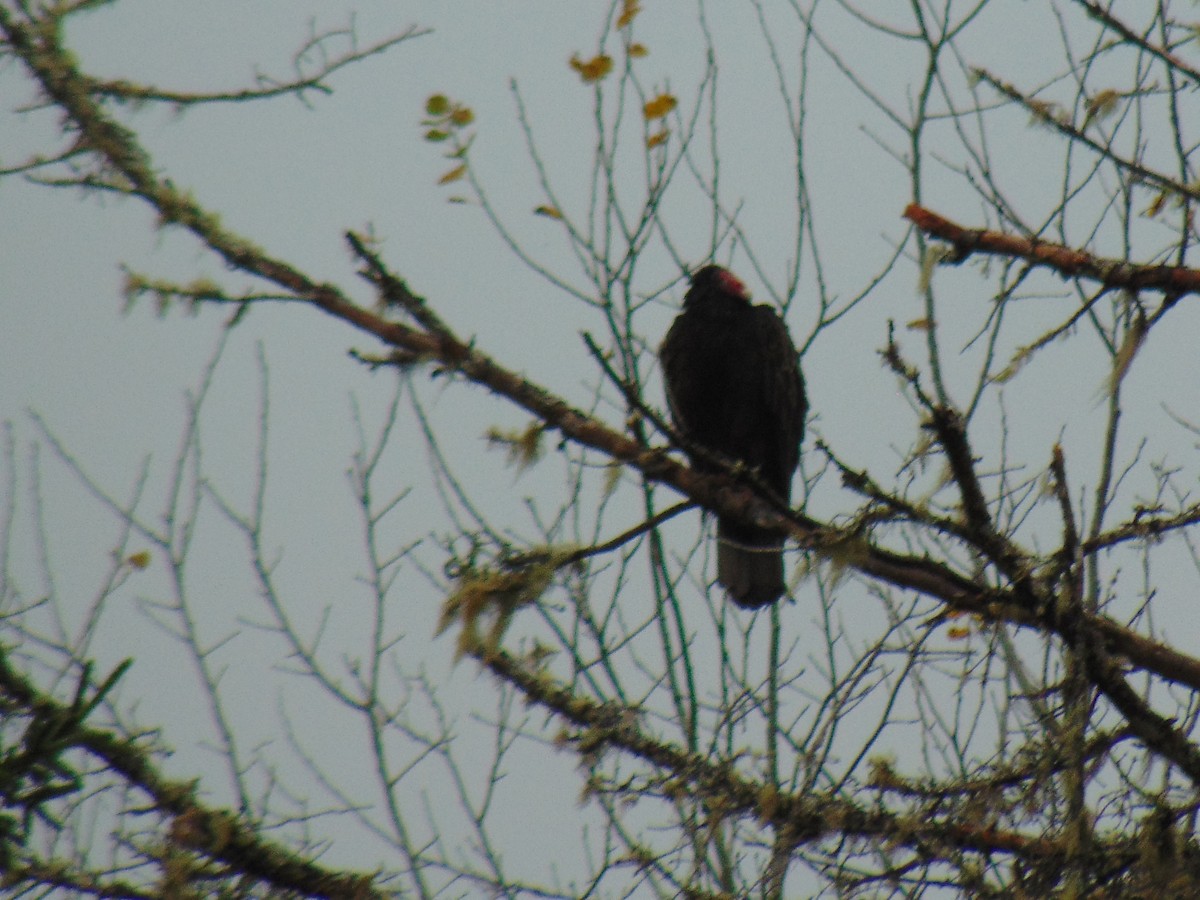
[0,648,382,898]
[904,203,1200,298]
[479,645,1135,869]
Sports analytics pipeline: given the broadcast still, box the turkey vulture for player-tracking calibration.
[660,265,806,607]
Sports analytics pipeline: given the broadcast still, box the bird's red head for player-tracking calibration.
[715,267,748,299]
[691,264,750,301]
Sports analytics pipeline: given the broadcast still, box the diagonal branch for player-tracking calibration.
[926,404,1039,607]
[971,68,1200,205]
[1072,1,1200,87]
[479,645,1134,868]
[0,648,382,898]
[904,203,1200,298]
[83,27,430,106]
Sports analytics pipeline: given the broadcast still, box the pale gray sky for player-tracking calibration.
[4,2,1199,892]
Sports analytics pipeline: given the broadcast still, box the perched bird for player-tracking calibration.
[660,265,806,607]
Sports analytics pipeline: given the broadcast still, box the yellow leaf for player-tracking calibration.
[643,93,677,121]
[439,163,467,185]
[646,129,669,149]
[1106,313,1146,397]
[1027,98,1065,129]
[602,461,622,500]
[627,43,648,58]
[1143,189,1168,218]
[534,205,563,219]
[906,317,933,331]
[991,344,1034,384]
[450,106,474,126]
[946,624,971,641]
[616,0,642,29]
[569,53,614,83]
[917,243,954,293]
[127,550,151,570]
[425,94,450,116]
[1084,88,1120,125]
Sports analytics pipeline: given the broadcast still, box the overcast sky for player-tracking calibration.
[4,2,1199,892]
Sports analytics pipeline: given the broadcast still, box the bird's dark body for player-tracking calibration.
[660,265,806,607]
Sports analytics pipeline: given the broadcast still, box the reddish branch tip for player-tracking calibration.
[903,203,963,241]
[902,203,1200,297]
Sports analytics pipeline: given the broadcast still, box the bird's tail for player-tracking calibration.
[716,518,786,608]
